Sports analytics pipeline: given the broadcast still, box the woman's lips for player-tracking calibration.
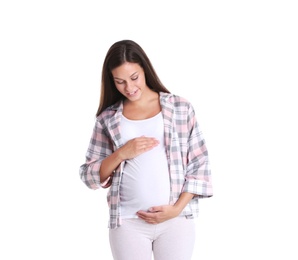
[126,89,138,96]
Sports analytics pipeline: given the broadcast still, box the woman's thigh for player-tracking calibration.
[153,217,196,260]
[109,218,154,260]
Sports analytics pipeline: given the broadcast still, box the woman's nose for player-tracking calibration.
[125,81,134,91]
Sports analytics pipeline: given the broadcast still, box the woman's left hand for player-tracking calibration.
[136,205,180,224]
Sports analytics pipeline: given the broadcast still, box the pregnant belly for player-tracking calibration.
[120,151,170,213]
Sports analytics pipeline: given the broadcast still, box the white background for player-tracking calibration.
[1,0,297,259]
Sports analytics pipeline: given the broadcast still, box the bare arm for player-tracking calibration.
[173,192,195,213]
[99,136,159,183]
[99,149,124,183]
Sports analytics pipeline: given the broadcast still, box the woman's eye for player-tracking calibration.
[132,77,138,81]
[116,81,124,84]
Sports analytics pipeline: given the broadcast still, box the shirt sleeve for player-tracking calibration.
[182,103,213,198]
[79,118,113,190]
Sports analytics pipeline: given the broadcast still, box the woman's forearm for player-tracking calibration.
[99,148,124,183]
[174,192,195,214]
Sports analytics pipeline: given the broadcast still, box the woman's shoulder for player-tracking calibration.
[96,100,123,121]
[160,92,192,107]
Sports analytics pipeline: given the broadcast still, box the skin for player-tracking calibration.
[100,62,194,224]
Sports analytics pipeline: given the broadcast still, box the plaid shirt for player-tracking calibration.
[79,92,213,229]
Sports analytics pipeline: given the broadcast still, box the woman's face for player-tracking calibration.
[111,62,149,102]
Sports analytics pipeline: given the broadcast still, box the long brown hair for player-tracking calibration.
[96,40,170,117]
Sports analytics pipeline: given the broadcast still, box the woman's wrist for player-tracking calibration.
[173,192,195,213]
[115,147,126,162]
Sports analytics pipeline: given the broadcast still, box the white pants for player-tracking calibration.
[109,217,196,260]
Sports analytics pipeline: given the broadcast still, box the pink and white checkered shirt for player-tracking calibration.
[79,92,213,229]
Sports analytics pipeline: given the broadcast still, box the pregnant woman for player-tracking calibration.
[79,39,213,260]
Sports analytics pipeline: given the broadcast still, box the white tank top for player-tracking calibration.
[119,112,170,218]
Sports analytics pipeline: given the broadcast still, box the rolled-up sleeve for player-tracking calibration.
[79,119,113,190]
[182,104,213,198]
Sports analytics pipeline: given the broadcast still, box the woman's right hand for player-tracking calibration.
[118,136,159,160]
[99,136,159,184]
